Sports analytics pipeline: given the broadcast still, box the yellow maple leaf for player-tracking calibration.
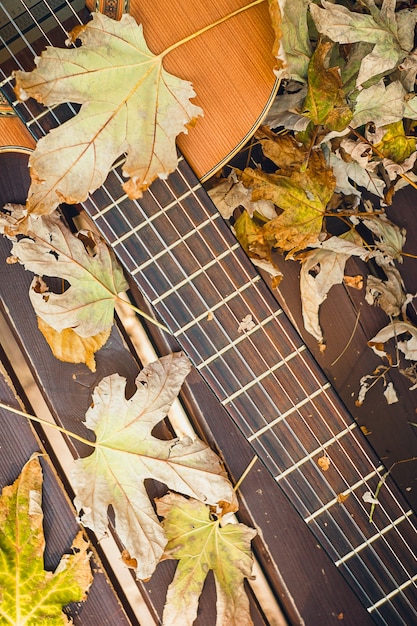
[0,456,92,624]
[156,492,256,626]
[14,12,202,216]
[72,354,235,581]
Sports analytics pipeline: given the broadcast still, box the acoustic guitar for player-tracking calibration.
[1,2,417,624]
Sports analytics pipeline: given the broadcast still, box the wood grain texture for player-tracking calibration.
[0,117,34,149]
[0,150,272,625]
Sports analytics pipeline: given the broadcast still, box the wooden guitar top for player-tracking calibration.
[85,0,277,180]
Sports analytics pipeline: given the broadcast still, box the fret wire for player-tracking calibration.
[304,465,385,523]
[150,244,239,306]
[132,214,222,274]
[106,158,412,532]
[174,277,262,337]
[247,383,331,439]
[196,311,286,368]
[275,422,357,482]
[6,5,417,620]
[368,574,417,613]
[335,511,414,566]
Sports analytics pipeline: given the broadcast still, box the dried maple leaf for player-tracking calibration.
[13,12,202,216]
[302,39,352,132]
[9,210,127,337]
[156,492,256,626]
[241,149,335,255]
[0,455,92,624]
[72,353,235,580]
[310,0,417,87]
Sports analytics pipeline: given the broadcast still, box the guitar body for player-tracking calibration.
[85,0,278,180]
[2,3,417,625]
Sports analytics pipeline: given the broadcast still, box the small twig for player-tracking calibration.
[331,309,361,366]
[234,455,258,492]
[0,401,96,448]
[369,456,417,522]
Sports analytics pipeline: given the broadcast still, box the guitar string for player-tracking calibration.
[104,161,417,617]
[85,156,417,617]
[3,1,417,620]
[5,0,416,604]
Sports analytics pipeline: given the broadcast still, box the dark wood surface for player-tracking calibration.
[267,186,417,515]
[0,152,381,625]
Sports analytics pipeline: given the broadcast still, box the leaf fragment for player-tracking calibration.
[368,321,417,361]
[156,493,256,626]
[0,455,92,624]
[37,316,111,372]
[72,354,235,580]
[14,12,202,216]
[273,0,312,82]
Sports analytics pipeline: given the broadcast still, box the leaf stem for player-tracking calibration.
[115,294,169,332]
[0,401,96,448]
[234,455,258,492]
[161,0,266,58]
[369,456,417,522]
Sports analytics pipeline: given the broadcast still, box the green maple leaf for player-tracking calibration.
[72,354,235,581]
[302,39,352,132]
[156,493,256,626]
[13,12,202,216]
[0,456,92,625]
[310,0,417,87]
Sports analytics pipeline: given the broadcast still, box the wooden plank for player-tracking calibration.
[0,152,272,623]
[0,349,132,625]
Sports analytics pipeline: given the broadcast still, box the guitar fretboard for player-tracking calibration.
[1,2,417,624]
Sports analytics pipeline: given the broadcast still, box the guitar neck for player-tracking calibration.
[1,3,417,624]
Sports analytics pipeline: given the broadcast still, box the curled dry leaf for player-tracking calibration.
[207,173,276,221]
[365,266,407,317]
[72,353,235,580]
[9,209,127,344]
[156,492,256,626]
[14,12,202,216]
[298,232,363,344]
[368,320,417,361]
[302,39,352,132]
[0,455,92,624]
